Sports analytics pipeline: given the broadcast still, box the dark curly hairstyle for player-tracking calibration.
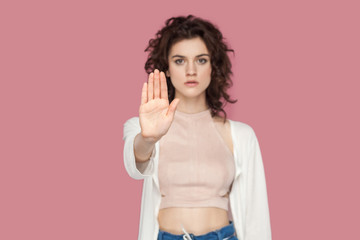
[144,15,237,123]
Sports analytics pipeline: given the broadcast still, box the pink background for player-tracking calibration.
[1,0,359,239]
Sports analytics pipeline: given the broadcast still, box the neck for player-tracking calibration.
[174,94,208,114]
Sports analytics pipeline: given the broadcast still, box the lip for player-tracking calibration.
[184,81,199,87]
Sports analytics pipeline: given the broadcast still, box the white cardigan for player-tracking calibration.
[123,116,272,240]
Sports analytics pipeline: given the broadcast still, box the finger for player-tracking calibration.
[148,72,154,101]
[154,69,160,99]
[141,82,147,105]
[167,98,180,117]
[160,71,168,101]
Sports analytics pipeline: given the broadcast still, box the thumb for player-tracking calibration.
[167,98,180,117]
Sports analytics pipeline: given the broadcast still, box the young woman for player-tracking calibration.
[123,15,272,240]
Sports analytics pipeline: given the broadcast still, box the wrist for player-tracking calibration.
[140,132,160,144]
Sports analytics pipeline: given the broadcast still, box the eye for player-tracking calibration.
[198,58,208,64]
[174,59,184,64]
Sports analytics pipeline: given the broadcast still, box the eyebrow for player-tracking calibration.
[171,54,210,59]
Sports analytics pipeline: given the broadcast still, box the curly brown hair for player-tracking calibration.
[144,15,237,123]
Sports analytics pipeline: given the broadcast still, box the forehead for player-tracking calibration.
[169,37,209,57]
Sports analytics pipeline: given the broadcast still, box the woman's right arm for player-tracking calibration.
[134,132,156,163]
[123,117,157,179]
[133,132,157,175]
[123,69,180,180]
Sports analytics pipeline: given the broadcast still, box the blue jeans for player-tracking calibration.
[157,221,238,240]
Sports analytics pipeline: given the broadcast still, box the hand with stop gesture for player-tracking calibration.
[139,69,180,143]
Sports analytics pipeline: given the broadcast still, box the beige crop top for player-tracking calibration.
[158,108,235,211]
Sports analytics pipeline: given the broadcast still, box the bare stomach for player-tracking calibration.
[158,207,230,235]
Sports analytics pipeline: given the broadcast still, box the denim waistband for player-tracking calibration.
[158,221,236,240]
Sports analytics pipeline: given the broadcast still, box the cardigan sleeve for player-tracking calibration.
[244,127,272,240]
[123,117,156,180]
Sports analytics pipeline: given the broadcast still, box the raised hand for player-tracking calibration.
[139,69,180,143]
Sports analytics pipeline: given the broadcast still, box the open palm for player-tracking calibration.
[139,69,180,142]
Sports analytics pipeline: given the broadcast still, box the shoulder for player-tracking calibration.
[213,116,256,140]
[213,115,231,130]
[227,118,257,143]
[227,118,255,134]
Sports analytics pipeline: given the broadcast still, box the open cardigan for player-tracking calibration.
[123,116,272,240]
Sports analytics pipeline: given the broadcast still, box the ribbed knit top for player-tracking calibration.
[158,108,235,211]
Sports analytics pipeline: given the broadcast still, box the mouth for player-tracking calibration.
[184,81,199,87]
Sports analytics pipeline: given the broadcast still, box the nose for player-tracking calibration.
[186,60,196,76]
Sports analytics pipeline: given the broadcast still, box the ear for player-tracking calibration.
[166,70,170,77]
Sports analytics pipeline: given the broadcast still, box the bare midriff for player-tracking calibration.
[158,207,230,235]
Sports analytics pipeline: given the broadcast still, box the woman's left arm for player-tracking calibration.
[244,128,272,240]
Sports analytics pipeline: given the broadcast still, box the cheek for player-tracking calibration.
[207,68,212,76]
[168,63,178,74]
[202,63,212,73]
[202,65,212,79]
[170,68,184,80]
[207,64,212,73]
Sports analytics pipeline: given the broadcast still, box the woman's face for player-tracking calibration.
[166,37,212,101]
